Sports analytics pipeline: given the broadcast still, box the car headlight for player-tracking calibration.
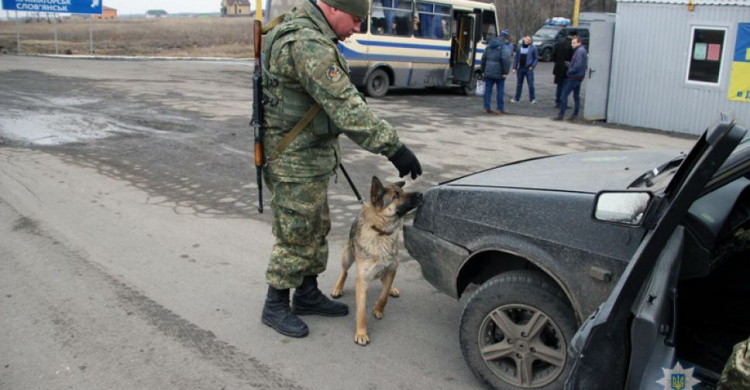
[533,41,542,45]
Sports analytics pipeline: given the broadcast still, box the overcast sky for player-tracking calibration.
[104,0,233,15]
[2,0,266,18]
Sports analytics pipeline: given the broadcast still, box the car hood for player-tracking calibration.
[447,150,682,193]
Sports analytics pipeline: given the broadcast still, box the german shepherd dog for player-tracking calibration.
[331,176,422,346]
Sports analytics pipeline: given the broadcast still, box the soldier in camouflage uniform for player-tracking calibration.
[718,336,750,390]
[717,229,750,389]
[260,0,422,338]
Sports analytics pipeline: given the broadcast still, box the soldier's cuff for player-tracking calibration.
[384,142,404,159]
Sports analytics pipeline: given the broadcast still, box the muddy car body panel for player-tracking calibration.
[405,149,680,321]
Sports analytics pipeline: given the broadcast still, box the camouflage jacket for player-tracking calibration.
[261,0,402,183]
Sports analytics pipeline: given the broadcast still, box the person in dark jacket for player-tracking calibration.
[554,36,588,121]
[551,33,574,108]
[511,35,539,104]
[479,31,511,114]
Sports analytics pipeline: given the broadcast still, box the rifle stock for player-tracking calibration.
[252,18,264,213]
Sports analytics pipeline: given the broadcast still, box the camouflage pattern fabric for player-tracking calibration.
[265,178,330,289]
[261,0,402,183]
[718,336,750,390]
[259,0,406,288]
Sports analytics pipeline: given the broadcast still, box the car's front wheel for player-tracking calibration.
[541,48,552,62]
[459,270,577,390]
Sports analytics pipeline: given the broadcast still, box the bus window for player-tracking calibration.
[372,0,413,37]
[359,13,368,33]
[481,10,497,42]
[415,2,451,40]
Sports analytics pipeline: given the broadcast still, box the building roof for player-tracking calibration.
[145,9,168,15]
[618,0,750,5]
[227,0,251,5]
[103,6,116,11]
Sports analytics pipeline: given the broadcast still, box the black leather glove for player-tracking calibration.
[389,145,422,179]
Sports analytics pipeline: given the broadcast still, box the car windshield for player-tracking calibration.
[628,155,685,191]
[534,27,558,39]
[629,135,750,192]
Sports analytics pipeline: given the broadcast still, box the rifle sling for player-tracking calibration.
[262,15,285,35]
[267,104,321,162]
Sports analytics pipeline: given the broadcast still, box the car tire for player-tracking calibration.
[459,270,577,390]
[541,48,552,62]
[365,69,389,98]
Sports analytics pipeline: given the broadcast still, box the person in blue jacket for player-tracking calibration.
[511,35,539,104]
[554,36,588,121]
[479,31,511,114]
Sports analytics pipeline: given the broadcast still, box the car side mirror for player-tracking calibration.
[593,191,653,226]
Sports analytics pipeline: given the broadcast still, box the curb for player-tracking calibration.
[20,53,252,63]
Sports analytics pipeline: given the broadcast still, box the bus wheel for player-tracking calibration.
[462,75,478,96]
[366,69,389,98]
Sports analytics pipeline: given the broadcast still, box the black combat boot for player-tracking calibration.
[261,285,309,338]
[292,275,349,316]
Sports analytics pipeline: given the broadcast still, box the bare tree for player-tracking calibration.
[264,0,614,42]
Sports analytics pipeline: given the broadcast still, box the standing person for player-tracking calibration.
[552,33,574,108]
[511,35,539,104]
[479,31,511,114]
[554,36,588,121]
[500,28,514,53]
[259,0,422,338]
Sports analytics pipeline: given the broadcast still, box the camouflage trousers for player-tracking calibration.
[718,336,750,390]
[264,177,330,290]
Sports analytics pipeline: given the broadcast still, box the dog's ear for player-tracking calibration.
[395,181,406,188]
[370,176,384,206]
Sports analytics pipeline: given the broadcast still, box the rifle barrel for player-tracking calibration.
[252,19,264,213]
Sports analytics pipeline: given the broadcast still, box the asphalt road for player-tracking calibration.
[0,56,697,390]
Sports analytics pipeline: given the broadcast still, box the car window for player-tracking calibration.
[535,26,559,39]
[628,155,686,191]
[705,136,750,191]
[630,132,749,192]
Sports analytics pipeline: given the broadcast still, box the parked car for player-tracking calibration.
[403,115,749,390]
[525,25,589,62]
[566,116,750,389]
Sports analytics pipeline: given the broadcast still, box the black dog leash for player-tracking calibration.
[338,163,364,204]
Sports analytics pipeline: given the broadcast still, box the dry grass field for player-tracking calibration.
[0,17,254,57]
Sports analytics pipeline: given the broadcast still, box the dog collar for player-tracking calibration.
[370,225,395,236]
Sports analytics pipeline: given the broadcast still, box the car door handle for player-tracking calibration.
[588,68,595,78]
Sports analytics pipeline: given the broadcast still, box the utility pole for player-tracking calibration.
[572,0,581,26]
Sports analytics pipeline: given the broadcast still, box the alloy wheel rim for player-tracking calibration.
[477,303,567,388]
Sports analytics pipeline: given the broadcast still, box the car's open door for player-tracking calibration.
[565,114,747,389]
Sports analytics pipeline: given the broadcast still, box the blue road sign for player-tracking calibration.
[2,0,103,14]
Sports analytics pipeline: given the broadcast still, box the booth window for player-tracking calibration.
[687,27,726,85]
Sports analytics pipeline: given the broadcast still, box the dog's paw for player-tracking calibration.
[330,289,343,299]
[373,308,384,319]
[354,331,370,346]
[389,287,400,298]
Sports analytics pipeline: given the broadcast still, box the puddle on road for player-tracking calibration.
[0,110,160,146]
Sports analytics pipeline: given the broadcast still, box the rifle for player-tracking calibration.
[251,0,264,213]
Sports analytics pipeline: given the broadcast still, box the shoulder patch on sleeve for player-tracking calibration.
[326,64,342,82]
